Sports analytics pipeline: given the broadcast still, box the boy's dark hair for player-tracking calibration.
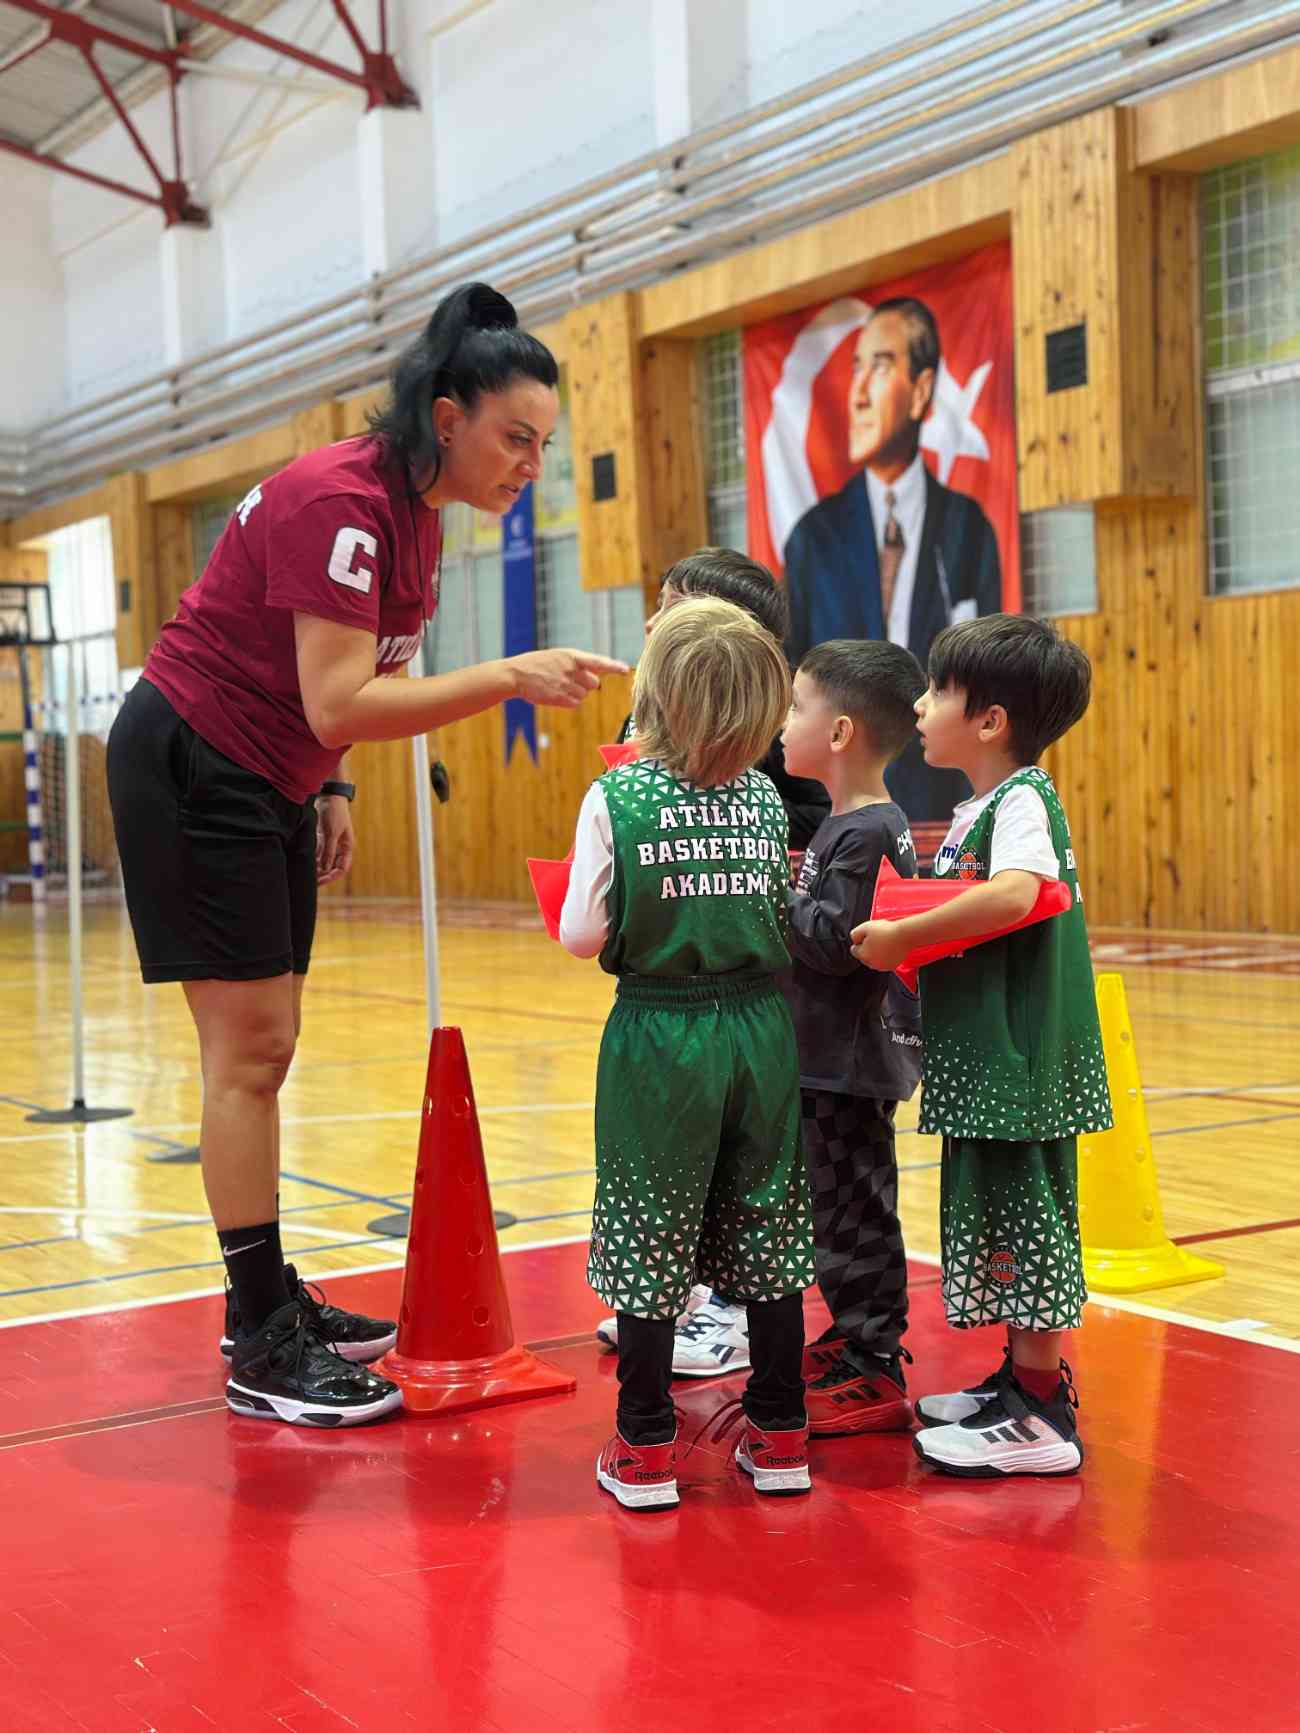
[369,281,558,488]
[661,548,788,642]
[798,638,925,761]
[928,613,1092,762]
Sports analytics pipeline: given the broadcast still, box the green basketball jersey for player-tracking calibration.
[597,759,790,978]
[918,766,1113,1141]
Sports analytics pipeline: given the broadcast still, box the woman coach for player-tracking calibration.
[107,282,624,1429]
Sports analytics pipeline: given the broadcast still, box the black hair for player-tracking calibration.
[928,613,1093,763]
[368,281,558,486]
[660,548,788,643]
[798,638,925,762]
[870,296,941,386]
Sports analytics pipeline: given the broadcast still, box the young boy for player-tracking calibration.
[560,591,815,1511]
[779,639,926,1437]
[596,549,828,1380]
[852,614,1111,1478]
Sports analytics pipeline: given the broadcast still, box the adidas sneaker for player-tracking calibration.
[913,1363,1083,1478]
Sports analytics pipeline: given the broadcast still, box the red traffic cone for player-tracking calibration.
[598,742,638,769]
[375,1027,577,1415]
[526,857,573,940]
[869,858,1074,992]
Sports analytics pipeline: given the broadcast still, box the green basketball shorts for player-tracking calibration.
[588,975,814,1320]
[939,1134,1086,1331]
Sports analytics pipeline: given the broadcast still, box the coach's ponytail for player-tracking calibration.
[369,281,558,485]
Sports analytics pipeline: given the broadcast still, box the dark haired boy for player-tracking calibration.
[852,614,1111,1478]
[780,637,927,1436]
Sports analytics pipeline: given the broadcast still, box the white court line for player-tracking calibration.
[906,1248,1300,1356]
[0,1234,590,1332]
[0,1101,597,1147]
[0,1207,372,1244]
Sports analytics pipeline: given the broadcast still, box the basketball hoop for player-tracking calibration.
[0,583,56,647]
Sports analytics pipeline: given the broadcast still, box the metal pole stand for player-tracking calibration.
[366,738,514,1238]
[26,641,132,1126]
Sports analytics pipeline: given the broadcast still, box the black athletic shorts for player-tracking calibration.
[106,677,317,984]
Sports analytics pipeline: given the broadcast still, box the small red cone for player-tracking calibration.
[375,1027,577,1415]
[526,857,572,939]
[869,858,1073,992]
[598,742,638,769]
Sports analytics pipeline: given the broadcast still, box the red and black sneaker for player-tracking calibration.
[735,1420,812,1496]
[596,1431,680,1510]
[802,1331,845,1381]
[806,1350,914,1437]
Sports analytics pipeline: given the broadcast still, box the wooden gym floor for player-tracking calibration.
[1,898,1297,1341]
[3,898,1300,1732]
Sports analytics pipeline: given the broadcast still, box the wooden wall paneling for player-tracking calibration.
[1214,599,1251,932]
[1117,148,1197,500]
[1135,40,1300,174]
[292,401,343,456]
[106,473,155,671]
[639,336,709,611]
[566,293,653,593]
[1013,111,1124,510]
[0,546,49,585]
[345,737,419,899]
[1169,511,1208,933]
[1252,593,1286,935]
[145,425,295,506]
[9,485,112,548]
[1013,110,1197,511]
[151,502,195,628]
[638,158,1010,339]
[340,388,384,439]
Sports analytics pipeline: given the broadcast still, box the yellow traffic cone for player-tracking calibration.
[1079,972,1224,1294]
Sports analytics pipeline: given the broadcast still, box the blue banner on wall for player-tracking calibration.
[502,483,538,764]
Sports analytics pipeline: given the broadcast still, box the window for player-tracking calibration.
[702,330,748,551]
[1203,146,1300,595]
[192,493,244,578]
[1020,507,1098,617]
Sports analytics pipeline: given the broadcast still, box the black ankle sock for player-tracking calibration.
[218,1220,290,1336]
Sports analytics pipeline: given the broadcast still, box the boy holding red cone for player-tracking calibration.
[852,614,1111,1478]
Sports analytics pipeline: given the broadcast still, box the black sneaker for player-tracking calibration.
[220,1263,396,1364]
[225,1301,403,1428]
[915,1347,1012,1427]
[913,1361,1083,1478]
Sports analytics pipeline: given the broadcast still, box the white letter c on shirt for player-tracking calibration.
[328,527,379,594]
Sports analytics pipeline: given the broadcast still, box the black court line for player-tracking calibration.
[0,1235,390,1302]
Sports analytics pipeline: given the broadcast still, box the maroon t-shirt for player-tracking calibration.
[145,437,442,803]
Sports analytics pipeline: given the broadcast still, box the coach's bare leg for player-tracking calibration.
[184,975,298,1230]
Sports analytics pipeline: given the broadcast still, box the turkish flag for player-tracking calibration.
[743,241,1019,611]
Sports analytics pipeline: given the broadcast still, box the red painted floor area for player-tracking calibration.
[2,1246,1297,1733]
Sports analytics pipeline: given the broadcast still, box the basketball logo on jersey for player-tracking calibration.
[956,849,982,881]
[988,1249,1018,1284]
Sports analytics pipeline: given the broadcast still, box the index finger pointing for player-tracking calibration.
[572,651,630,676]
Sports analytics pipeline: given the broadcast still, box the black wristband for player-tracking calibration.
[318,780,355,802]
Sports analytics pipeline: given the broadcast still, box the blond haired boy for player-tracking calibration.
[561,584,815,1511]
